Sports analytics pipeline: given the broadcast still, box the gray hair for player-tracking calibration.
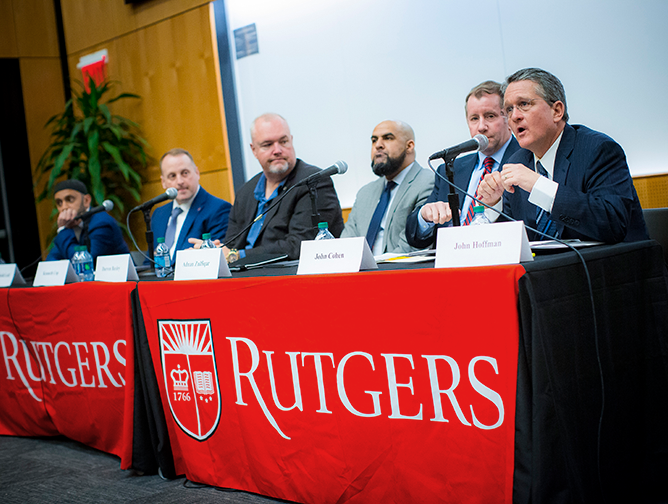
[250,113,290,142]
[503,68,569,122]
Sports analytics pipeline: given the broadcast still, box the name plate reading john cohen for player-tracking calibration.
[435,220,533,268]
[298,236,377,275]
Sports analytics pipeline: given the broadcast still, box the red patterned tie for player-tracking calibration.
[463,156,495,225]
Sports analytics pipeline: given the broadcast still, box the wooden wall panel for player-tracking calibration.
[20,58,66,253]
[61,0,210,54]
[0,0,19,57]
[60,0,135,55]
[12,0,59,57]
[634,173,668,209]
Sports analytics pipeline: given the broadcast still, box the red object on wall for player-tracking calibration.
[81,56,108,92]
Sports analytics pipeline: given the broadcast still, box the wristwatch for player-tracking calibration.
[227,248,239,263]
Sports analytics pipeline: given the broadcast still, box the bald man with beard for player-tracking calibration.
[341,120,434,254]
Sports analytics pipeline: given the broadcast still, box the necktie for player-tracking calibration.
[464,156,495,225]
[164,206,183,249]
[535,161,558,238]
[365,180,397,250]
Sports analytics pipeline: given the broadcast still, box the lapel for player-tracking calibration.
[385,162,419,231]
[176,188,207,250]
[361,177,386,233]
[552,124,574,187]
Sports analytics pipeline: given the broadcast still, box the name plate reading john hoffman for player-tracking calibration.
[174,248,231,281]
[298,237,377,275]
[435,220,533,268]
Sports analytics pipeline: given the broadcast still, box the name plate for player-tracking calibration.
[0,264,26,287]
[33,260,78,286]
[174,248,231,281]
[435,220,533,268]
[297,237,377,275]
[94,254,138,282]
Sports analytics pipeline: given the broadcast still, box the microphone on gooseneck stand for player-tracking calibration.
[130,187,178,212]
[75,200,114,221]
[127,187,179,264]
[222,161,349,249]
[429,134,489,161]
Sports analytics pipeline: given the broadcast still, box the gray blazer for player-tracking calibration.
[341,162,434,253]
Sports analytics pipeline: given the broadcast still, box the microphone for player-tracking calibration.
[296,161,348,186]
[429,134,489,160]
[76,200,114,220]
[131,187,178,212]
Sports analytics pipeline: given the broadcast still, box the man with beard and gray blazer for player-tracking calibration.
[405,81,520,249]
[341,120,434,254]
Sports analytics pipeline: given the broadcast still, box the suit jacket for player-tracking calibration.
[405,136,521,249]
[46,211,129,261]
[224,159,344,260]
[504,124,648,243]
[151,186,231,257]
[341,162,434,253]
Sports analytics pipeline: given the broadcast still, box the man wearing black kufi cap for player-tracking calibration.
[46,179,129,261]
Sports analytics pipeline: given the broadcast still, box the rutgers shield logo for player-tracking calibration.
[159,320,221,441]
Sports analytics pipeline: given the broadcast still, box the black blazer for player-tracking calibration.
[224,159,344,259]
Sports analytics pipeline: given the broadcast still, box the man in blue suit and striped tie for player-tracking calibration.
[151,148,231,261]
[405,80,520,249]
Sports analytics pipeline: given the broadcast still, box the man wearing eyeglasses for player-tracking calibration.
[477,67,647,243]
[405,80,520,249]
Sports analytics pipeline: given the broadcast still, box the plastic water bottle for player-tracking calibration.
[71,246,84,280]
[315,222,335,240]
[80,246,95,281]
[200,233,216,249]
[469,205,491,226]
[154,237,171,278]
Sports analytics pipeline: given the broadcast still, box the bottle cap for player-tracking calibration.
[202,233,211,240]
[473,205,484,213]
[318,222,328,229]
[157,237,165,243]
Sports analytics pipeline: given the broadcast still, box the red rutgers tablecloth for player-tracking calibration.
[138,265,524,503]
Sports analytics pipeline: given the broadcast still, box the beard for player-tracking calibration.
[372,150,406,178]
[265,159,291,176]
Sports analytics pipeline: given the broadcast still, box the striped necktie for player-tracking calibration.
[535,161,558,238]
[464,156,495,226]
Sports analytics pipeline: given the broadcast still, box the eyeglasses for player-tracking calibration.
[504,98,541,116]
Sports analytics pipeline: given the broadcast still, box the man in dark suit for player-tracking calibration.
[46,179,129,261]
[405,80,520,249]
[221,113,344,262]
[478,68,647,243]
[151,148,231,261]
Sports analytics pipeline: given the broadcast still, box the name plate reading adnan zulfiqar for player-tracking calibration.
[33,260,78,286]
[174,248,231,281]
[298,237,377,275]
[435,220,533,268]
[94,254,138,282]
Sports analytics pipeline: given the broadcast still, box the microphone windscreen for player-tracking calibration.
[335,160,348,174]
[166,187,178,199]
[474,134,489,151]
[102,200,114,212]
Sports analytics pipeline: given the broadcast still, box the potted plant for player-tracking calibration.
[34,79,150,225]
